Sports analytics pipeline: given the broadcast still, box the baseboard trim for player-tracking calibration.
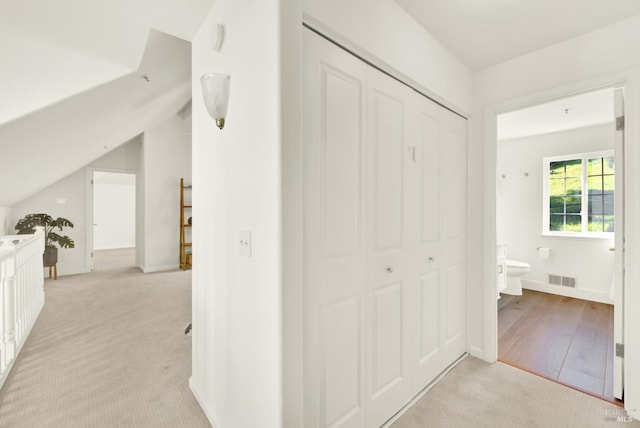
[381,353,468,427]
[469,345,485,361]
[522,279,611,304]
[141,264,180,273]
[46,268,90,277]
[94,246,135,251]
[189,376,222,428]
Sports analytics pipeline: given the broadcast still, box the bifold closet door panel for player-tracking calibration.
[412,99,446,391]
[441,115,468,363]
[365,67,416,428]
[303,29,368,428]
[303,27,468,428]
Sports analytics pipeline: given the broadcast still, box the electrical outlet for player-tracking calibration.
[239,231,252,257]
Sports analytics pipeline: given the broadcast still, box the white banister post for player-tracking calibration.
[0,254,8,373]
[3,258,16,366]
[0,230,46,389]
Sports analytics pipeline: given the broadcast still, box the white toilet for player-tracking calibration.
[502,259,531,295]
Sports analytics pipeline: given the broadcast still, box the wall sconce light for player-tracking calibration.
[201,73,230,130]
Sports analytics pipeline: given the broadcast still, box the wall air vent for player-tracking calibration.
[548,274,562,285]
[548,274,576,288]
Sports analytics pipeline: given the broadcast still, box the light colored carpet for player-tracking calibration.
[0,252,210,428]
[392,356,639,428]
[3,250,636,428]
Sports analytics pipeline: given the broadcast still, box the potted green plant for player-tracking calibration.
[14,213,75,265]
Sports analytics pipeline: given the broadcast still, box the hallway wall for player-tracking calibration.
[11,136,142,276]
[470,13,640,419]
[190,1,283,427]
[0,207,9,235]
[498,124,615,303]
[140,115,191,272]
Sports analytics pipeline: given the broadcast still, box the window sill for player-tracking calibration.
[541,232,614,241]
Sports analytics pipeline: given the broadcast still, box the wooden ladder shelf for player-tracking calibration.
[180,178,192,270]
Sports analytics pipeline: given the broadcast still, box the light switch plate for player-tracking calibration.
[239,231,252,257]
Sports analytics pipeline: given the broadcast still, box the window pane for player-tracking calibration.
[604,215,615,232]
[565,178,582,195]
[589,195,603,214]
[565,196,581,213]
[550,161,566,177]
[604,194,615,215]
[604,175,614,191]
[550,215,564,231]
[588,176,603,194]
[603,156,615,174]
[549,178,565,196]
[565,215,581,232]
[588,158,602,176]
[565,159,582,177]
[588,215,604,232]
[546,155,613,234]
[550,196,564,213]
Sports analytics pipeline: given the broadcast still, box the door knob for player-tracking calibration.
[428,257,435,262]
[386,267,394,273]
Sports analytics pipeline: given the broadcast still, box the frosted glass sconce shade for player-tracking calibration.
[201,73,230,129]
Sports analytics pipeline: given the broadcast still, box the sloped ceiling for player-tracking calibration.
[0,0,214,207]
[0,0,214,125]
[394,0,640,71]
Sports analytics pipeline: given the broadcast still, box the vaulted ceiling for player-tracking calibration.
[0,0,214,206]
[394,0,640,71]
[3,0,639,207]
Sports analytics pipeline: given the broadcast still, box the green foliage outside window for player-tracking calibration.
[546,155,614,234]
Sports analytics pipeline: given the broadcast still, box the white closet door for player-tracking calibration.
[365,68,415,427]
[411,97,445,391]
[440,112,468,363]
[303,30,368,428]
[303,27,467,428]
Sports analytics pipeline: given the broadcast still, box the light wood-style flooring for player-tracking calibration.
[498,289,617,403]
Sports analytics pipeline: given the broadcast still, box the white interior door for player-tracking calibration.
[613,87,625,400]
[303,27,468,428]
[365,68,414,427]
[411,97,445,391]
[303,29,368,428]
[440,113,468,364]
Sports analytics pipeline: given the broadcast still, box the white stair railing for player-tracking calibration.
[0,229,45,390]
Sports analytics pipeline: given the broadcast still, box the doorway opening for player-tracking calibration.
[495,87,624,404]
[90,170,137,271]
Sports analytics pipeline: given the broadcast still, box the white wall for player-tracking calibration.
[141,115,192,272]
[498,124,615,303]
[303,0,472,114]
[93,172,136,250]
[190,1,283,427]
[281,0,304,426]
[471,14,640,418]
[0,207,10,235]
[10,136,142,276]
[11,169,86,276]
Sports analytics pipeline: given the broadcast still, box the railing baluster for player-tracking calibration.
[0,229,45,390]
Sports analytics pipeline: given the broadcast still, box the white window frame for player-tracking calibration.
[542,150,614,238]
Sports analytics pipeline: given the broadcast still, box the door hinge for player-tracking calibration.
[91,252,94,258]
[616,343,624,358]
[616,116,625,131]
